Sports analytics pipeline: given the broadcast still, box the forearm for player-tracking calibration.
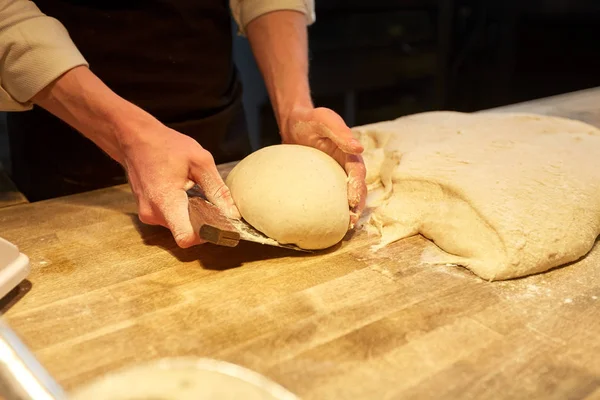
[32,66,158,164]
[246,10,313,128]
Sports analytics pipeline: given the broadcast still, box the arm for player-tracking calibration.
[1,2,238,248]
[32,66,240,248]
[241,10,312,126]
[244,10,367,224]
[31,66,132,164]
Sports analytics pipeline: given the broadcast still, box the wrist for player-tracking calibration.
[276,91,313,138]
[109,101,161,151]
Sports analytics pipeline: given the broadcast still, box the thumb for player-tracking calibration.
[190,151,241,219]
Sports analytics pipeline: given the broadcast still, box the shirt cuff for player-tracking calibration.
[232,0,316,35]
[0,16,88,110]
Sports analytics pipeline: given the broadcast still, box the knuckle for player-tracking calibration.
[138,207,156,224]
[181,134,201,148]
[193,148,215,167]
[137,198,162,225]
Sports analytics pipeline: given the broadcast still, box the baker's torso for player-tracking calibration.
[8,0,251,200]
[36,0,241,123]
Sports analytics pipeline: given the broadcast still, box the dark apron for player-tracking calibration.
[7,0,251,201]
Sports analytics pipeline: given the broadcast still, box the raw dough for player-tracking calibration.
[354,111,600,280]
[226,144,350,250]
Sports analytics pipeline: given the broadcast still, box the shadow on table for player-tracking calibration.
[45,185,346,271]
[126,213,339,271]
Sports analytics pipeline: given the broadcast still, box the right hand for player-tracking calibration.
[31,66,235,248]
[120,121,240,248]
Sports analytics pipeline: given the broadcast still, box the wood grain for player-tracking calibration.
[0,170,28,209]
[1,89,600,398]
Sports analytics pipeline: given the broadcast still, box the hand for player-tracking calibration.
[280,106,367,226]
[31,66,235,248]
[244,11,367,226]
[121,121,240,248]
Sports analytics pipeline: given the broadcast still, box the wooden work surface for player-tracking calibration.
[1,88,600,399]
[0,170,28,209]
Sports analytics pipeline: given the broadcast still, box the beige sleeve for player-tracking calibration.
[0,0,88,111]
[230,0,315,35]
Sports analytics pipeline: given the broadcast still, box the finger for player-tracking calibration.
[155,189,205,248]
[190,150,241,220]
[344,154,367,225]
[312,108,364,154]
[325,146,367,216]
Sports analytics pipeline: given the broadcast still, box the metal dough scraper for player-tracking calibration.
[187,195,311,252]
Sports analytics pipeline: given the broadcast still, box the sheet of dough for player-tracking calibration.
[353,111,600,280]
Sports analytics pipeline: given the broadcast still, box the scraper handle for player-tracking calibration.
[188,196,241,247]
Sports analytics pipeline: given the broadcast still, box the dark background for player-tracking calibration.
[237,0,600,147]
[2,0,600,170]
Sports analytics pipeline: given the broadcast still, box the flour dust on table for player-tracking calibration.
[353,111,600,280]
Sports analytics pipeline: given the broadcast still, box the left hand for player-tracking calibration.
[280,106,367,227]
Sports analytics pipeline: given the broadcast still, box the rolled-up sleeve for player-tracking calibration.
[230,0,316,35]
[0,0,88,111]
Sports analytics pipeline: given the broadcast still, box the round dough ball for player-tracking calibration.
[225,144,350,250]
